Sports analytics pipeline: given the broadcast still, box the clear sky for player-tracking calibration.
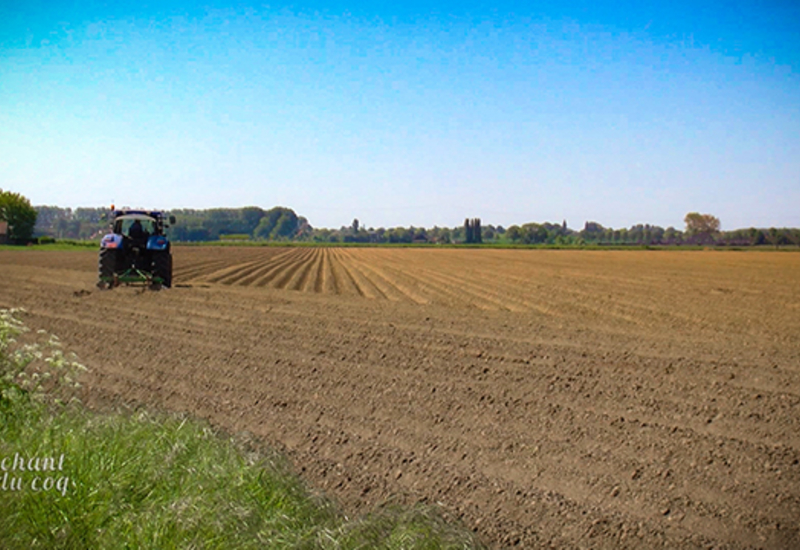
[2,1,799,230]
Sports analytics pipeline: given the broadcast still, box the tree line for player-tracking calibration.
[32,206,311,242]
[13,202,800,248]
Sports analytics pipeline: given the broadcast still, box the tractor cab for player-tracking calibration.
[114,214,156,242]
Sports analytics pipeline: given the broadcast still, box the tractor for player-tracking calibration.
[97,208,175,290]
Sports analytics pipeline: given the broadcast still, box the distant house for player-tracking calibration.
[0,221,8,244]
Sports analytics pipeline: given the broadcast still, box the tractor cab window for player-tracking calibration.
[117,218,155,239]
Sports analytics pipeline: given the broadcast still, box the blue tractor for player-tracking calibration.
[97,208,175,289]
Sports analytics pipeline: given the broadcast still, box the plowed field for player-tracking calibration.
[2,247,799,548]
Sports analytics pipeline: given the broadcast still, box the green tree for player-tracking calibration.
[748,227,765,246]
[240,207,266,233]
[270,210,299,239]
[253,207,298,240]
[580,221,605,243]
[684,212,721,244]
[767,227,780,248]
[0,189,38,243]
[253,217,275,239]
[663,226,681,245]
[504,226,520,242]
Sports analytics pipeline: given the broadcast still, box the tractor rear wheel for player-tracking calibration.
[98,248,117,289]
[152,252,172,289]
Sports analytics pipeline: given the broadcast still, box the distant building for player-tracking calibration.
[0,221,8,244]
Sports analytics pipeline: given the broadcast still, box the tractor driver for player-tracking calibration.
[129,219,148,241]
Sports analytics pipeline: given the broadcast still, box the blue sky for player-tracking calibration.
[2,1,798,229]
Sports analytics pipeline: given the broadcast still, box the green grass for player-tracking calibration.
[0,240,97,251]
[0,310,481,549]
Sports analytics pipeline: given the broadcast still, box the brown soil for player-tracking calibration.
[1,247,799,549]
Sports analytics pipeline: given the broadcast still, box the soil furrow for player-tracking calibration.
[270,248,317,290]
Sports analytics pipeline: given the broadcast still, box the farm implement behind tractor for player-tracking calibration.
[97,207,175,290]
